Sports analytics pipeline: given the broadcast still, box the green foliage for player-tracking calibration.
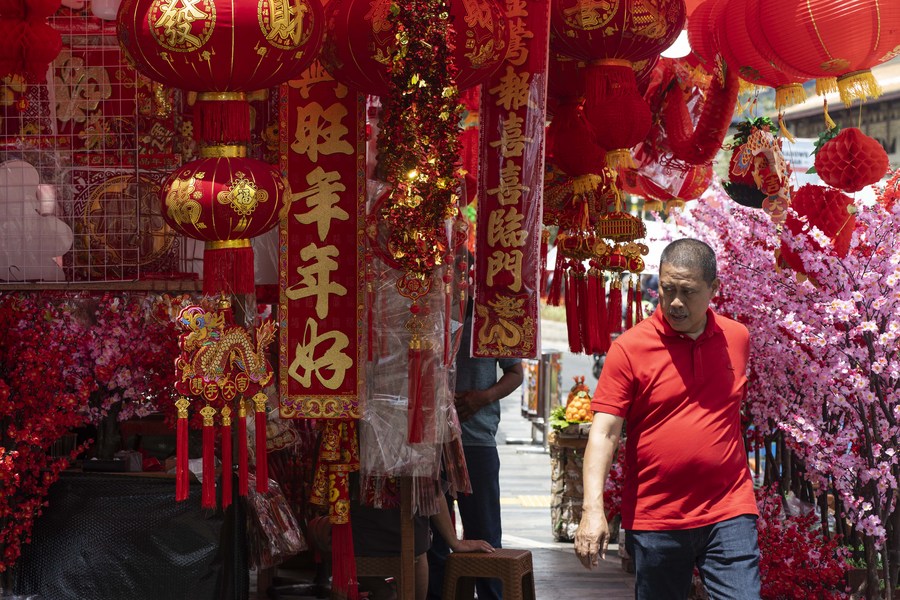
[549,404,570,431]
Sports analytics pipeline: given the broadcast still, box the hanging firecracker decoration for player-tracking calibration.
[118,0,325,144]
[172,299,276,508]
[159,155,289,295]
[0,0,62,82]
[320,0,509,96]
[778,184,857,276]
[749,0,900,105]
[812,127,890,193]
[550,0,685,168]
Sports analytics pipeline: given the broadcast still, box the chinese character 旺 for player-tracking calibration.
[292,101,355,161]
[486,248,524,292]
[285,243,348,318]
[288,318,353,390]
[292,166,350,242]
[487,206,528,248]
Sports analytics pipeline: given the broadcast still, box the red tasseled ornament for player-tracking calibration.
[625,278,635,330]
[547,100,606,177]
[634,278,644,324]
[607,278,623,335]
[585,267,606,354]
[238,402,249,496]
[540,229,550,299]
[547,251,567,306]
[582,63,651,169]
[591,265,610,354]
[565,265,583,354]
[202,411,217,509]
[576,270,592,353]
[814,127,889,193]
[331,522,360,600]
[221,419,233,510]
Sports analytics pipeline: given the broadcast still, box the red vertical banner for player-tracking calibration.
[278,63,366,420]
[473,0,550,358]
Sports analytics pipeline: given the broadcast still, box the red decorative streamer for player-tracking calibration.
[576,270,591,353]
[203,244,255,296]
[634,277,644,324]
[565,267,583,354]
[547,252,566,307]
[175,397,190,502]
[200,405,217,509]
[238,400,249,497]
[331,522,359,600]
[407,339,425,443]
[589,265,610,354]
[220,411,232,510]
[625,278,635,330]
[193,97,251,145]
[253,393,268,493]
[608,279,623,336]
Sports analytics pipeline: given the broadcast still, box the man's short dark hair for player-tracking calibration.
[659,238,717,284]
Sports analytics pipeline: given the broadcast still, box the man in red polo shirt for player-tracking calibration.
[574,238,760,600]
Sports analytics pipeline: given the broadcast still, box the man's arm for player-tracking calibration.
[430,496,494,553]
[455,362,524,422]
[574,411,624,570]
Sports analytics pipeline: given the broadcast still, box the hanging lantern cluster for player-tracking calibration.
[118,0,325,295]
[549,0,685,168]
[778,184,856,277]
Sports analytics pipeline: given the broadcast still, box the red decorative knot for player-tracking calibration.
[410,303,421,315]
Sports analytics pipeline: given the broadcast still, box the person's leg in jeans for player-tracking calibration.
[426,495,453,600]
[626,528,696,600]
[696,515,761,600]
[457,445,502,600]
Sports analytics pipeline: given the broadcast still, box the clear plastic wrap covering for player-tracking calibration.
[246,475,307,570]
[361,178,470,514]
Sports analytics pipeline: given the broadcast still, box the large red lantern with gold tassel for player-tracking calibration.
[117,0,324,142]
[549,0,685,168]
[749,0,900,105]
[320,0,509,96]
[160,155,288,295]
[717,0,808,110]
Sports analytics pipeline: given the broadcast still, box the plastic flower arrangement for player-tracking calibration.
[756,486,849,599]
[83,293,181,425]
[678,177,900,595]
[0,294,93,573]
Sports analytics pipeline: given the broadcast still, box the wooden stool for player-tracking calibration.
[442,548,535,600]
[356,555,402,579]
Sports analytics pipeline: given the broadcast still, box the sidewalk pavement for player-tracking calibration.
[488,318,635,598]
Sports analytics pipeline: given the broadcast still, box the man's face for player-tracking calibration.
[658,263,719,339]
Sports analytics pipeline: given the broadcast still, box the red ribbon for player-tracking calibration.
[175,397,190,502]
[220,407,232,510]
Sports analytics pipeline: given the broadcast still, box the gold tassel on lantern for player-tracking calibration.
[837,70,883,107]
[815,77,838,97]
[778,114,796,143]
[774,83,807,111]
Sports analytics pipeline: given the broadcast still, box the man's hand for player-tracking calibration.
[450,538,494,553]
[454,389,492,421]
[574,509,610,570]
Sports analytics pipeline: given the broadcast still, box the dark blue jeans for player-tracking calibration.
[625,514,761,600]
[427,445,503,600]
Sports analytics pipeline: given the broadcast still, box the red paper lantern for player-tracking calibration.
[160,155,288,294]
[717,0,807,110]
[749,0,900,104]
[779,184,856,275]
[815,127,889,193]
[686,0,718,68]
[0,0,62,82]
[549,0,685,64]
[118,0,325,142]
[320,0,509,96]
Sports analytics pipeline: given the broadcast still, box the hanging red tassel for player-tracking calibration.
[237,399,249,496]
[576,268,593,354]
[540,229,550,299]
[547,251,567,307]
[625,277,635,330]
[193,92,251,145]
[331,522,359,599]
[608,277,623,336]
[203,241,255,296]
[565,264,583,353]
[366,267,375,362]
[252,393,268,493]
[200,405,217,509]
[635,276,644,324]
[220,405,233,510]
[443,271,453,365]
[175,397,190,502]
[589,263,610,354]
[408,330,425,443]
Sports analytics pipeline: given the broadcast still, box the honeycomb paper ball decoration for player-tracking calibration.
[779,184,856,275]
[814,128,889,193]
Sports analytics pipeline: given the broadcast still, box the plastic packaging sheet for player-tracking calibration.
[361,178,470,513]
[245,476,307,570]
